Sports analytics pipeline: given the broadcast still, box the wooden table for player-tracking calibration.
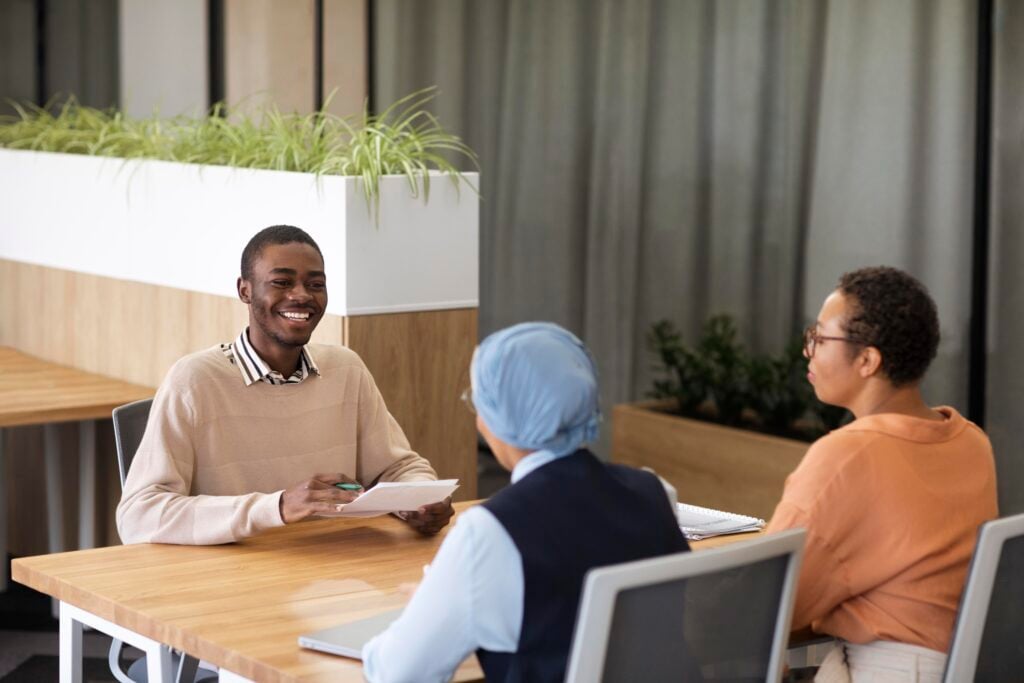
[0,346,153,588]
[12,500,762,683]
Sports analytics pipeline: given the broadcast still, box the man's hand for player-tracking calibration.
[279,473,362,524]
[402,496,454,535]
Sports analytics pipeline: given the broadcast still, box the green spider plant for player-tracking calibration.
[0,87,479,223]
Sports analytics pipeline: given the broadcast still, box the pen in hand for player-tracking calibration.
[332,482,363,513]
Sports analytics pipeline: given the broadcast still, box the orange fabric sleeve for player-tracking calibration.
[768,499,853,630]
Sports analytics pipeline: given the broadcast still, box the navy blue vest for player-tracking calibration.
[478,450,689,683]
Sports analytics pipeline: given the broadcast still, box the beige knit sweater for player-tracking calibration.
[116,344,437,545]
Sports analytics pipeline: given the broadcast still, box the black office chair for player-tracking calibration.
[110,398,216,683]
[944,512,1024,682]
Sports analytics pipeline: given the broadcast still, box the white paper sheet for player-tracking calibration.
[676,502,765,540]
[326,479,460,517]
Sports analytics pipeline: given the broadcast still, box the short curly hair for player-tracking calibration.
[240,225,323,281]
[836,266,939,387]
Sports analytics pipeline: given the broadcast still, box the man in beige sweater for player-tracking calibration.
[116,225,453,545]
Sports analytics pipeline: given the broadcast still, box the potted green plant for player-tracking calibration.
[0,88,479,316]
[613,315,849,520]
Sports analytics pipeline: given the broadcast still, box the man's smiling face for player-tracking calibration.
[238,241,327,352]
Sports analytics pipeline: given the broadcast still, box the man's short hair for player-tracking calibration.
[240,225,324,281]
[837,266,940,387]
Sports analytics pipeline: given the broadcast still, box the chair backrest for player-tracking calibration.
[944,512,1024,682]
[565,529,805,683]
[111,398,153,489]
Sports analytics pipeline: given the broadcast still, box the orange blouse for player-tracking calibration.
[767,407,997,652]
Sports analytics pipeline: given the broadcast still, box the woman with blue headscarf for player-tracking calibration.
[364,322,688,683]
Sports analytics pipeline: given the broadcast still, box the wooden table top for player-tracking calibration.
[14,503,481,682]
[12,501,763,683]
[0,346,154,427]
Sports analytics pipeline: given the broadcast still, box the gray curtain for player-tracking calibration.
[989,0,1024,514]
[0,0,38,112]
[376,0,985,462]
[0,0,119,114]
[803,0,976,410]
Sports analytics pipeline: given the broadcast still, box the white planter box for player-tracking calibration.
[0,149,478,316]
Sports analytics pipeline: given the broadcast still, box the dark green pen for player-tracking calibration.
[334,482,363,491]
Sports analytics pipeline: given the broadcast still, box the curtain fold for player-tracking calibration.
[803,0,975,407]
[989,0,1024,514]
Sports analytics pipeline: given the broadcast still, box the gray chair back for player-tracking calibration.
[112,398,153,489]
[565,529,805,683]
[944,512,1024,682]
[109,397,215,683]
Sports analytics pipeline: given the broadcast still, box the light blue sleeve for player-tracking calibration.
[362,506,523,683]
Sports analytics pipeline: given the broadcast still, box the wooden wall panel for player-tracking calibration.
[0,259,344,389]
[225,0,316,113]
[323,0,369,117]
[345,309,478,500]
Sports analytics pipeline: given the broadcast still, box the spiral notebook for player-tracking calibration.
[676,502,765,541]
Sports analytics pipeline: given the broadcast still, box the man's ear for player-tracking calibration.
[237,276,251,304]
[857,346,883,379]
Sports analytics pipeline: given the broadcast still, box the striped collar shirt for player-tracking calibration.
[221,328,321,386]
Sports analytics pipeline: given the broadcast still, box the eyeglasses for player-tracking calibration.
[802,324,859,358]
[460,386,476,414]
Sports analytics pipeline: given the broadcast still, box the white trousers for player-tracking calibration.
[814,640,947,683]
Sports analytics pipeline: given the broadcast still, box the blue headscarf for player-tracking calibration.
[471,322,601,456]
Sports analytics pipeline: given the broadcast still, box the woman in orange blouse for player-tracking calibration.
[768,266,997,682]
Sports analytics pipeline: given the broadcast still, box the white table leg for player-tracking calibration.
[0,427,7,592]
[218,670,256,683]
[44,423,65,553]
[78,421,96,549]
[146,644,174,682]
[62,601,178,683]
[45,424,67,618]
[59,601,83,683]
